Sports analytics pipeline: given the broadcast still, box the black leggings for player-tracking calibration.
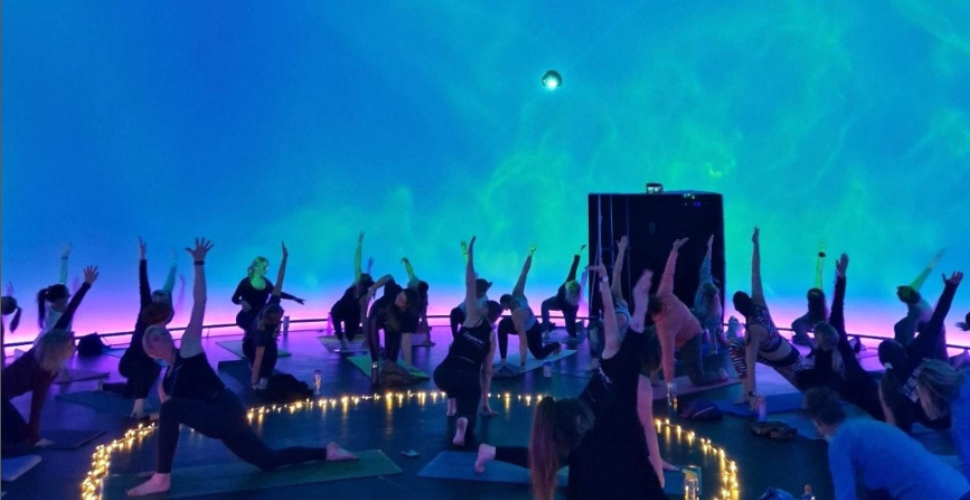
[541,296,579,337]
[497,318,560,361]
[330,300,361,342]
[365,312,403,363]
[433,360,481,439]
[1,397,30,455]
[243,339,278,379]
[103,351,162,399]
[156,389,326,474]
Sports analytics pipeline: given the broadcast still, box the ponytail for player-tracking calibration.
[37,288,49,330]
[36,284,69,331]
[10,307,21,332]
[529,398,559,500]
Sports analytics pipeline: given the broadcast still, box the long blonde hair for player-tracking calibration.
[247,257,269,280]
[34,329,75,373]
[814,322,844,378]
[528,397,594,500]
[916,359,966,420]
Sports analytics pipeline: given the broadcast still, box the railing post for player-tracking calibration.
[283,315,290,338]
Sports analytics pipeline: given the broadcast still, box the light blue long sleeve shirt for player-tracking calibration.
[952,376,970,482]
[829,419,969,500]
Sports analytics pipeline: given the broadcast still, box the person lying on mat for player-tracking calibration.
[498,244,562,373]
[539,244,587,338]
[432,236,503,446]
[691,235,730,350]
[804,386,970,500]
[730,227,808,409]
[101,238,178,418]
[477,265,668,500]
[2,266,98,455]
[794,254,884,420]
[329,231,375,351]
[651,237,728,389]
[879,271,963,433]
[243,242,290,390]
[129,238,356,497]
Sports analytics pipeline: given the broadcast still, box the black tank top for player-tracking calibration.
[163,351,226,401]
[447,318,492,367]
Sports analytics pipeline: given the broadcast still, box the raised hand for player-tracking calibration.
[577,244,587,254]
[460,241,469,257]
[281,241,289,260]
[752,227,760,243]
[401,257,410,264]
[138,238,147,259]
[62,243,72,259]
[358,231,365,243]
[618,235,629,250]
[528,243,537,256]
[83,266,100,285]
[835,253,849,278]
[632,269,654,301]
[672,238,689,250]
[945,272,964,285]
[185,238,214,262]
[707,235,714,248]
[468,236,477,250]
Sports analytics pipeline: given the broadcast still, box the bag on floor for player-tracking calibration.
[678,398,723,421]
[77,333,107,357]
[265,373,313,402]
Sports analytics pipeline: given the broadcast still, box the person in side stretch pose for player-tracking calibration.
[128,238,356,497]
[540,244,587,339]
[329,232,374,350]
[498,245,562,373]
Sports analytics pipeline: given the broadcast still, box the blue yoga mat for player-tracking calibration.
[0,455,42,482]
[417,451,698,495]
[714,392,806,417]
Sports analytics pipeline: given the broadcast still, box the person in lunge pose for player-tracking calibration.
[128,238,356,497]
[242,242,291,390]
[329,232,374,350]
[540,244,587,339]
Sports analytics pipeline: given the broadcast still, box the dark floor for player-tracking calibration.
[1,323,953,500]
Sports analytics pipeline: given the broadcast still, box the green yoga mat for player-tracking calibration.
[102,450,401,499]
[492,350,577,375]
[216,340,291,359]
[345,355,429,379]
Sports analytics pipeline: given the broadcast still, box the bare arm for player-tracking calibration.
[512,245,536,298]
[638,375,665,489]
[272,243,288,299]
[751,228,765,305]
[58,244,71,285]
[463,237,482,325]
[659,239,687,295]
[630,270,653,333]
[611,236,628,299]
[162,249,178,294]
[910,249,945,291]
[593,262,620,360]
[178,238,213,358]
[814,240,826,290]
[354,232,365,284]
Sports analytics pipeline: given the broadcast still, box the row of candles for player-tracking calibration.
[80,391,741,499]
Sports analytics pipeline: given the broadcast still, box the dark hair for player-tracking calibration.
[358,274,375,290]
[877,339,914,431]
[259,303,285,326]
[485,301,504,324]
[803,387,846,427]
[499,294,513,309]
[732,291,755,317]
[475,278,492,296]
[1,296,22,332]
[877,340,908,381]
[36,284,70,330]
[647,296,663,315]
[806,288,828,320]
[140,302,174,326]
[529,397,594,500]
[896,286,921,305]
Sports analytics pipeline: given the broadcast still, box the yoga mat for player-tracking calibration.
[345,355,430,379]
[417,451,697,494]
[102,449,401,499]
[714,392,806,417]
[778,415,825,441]
[216,340,291,359]
[216,359,283,387]
[56,390,160,418]
[492,350,577,374]
[54,368,110,384]
[0,455,41,482]
[417,451,567,485]
[650,376,740,401]
[543,329,586,345]
[318,336,369,354]
[44,429,106,450]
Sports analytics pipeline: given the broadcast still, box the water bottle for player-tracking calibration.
[667,382,678,412]
[543,362,552,378]
[801,484,816,500]
[313,369,322,395]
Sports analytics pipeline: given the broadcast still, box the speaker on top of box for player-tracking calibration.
[587,191,726,323]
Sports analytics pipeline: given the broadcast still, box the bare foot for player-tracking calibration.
[127,473,171,497]
[453,417,468,447]
[326,442,358,462]
[475,444,496,473]
[446,399,457,417]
